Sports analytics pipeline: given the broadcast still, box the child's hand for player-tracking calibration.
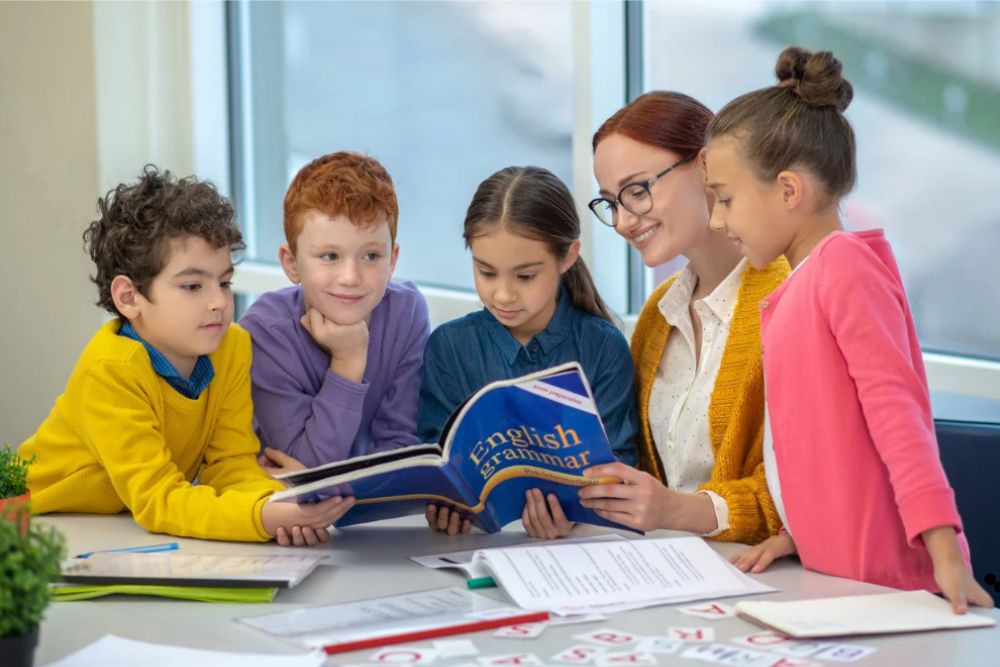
[934,558,993,614]
[261,495,355,545]
[274,525,331,546]
[923,525,993,614]
[258,447,307,478]
[730,532,796,573]
[300,308,369,383]
[425,502,472,535]
[522,488,573,539]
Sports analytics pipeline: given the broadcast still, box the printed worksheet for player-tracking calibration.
[472,537,771,613]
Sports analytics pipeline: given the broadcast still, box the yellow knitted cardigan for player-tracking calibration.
[631,259,788,544]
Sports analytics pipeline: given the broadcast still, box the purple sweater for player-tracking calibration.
[240,281,430,468]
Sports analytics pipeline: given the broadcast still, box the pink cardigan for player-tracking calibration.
[762,229,968,591]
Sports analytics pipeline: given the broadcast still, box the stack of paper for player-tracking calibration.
[735,590,997,638]
[238,587,548,654]
[471,536,774,615]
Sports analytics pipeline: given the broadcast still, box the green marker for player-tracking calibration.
[466,576,497,589]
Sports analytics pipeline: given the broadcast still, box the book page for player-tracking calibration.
[736,590,997,638]
[276,444,442,485]
[472,537,761,612]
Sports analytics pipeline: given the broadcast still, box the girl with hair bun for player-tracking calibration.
[707,46,990,613]
[418,166,638,535]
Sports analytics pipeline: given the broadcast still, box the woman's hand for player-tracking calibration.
[578,462,716,533]
[425,502,472,535]
[730,532,796,573]
[522,488,573,539]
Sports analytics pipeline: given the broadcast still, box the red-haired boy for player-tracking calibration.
[240,152,430,468]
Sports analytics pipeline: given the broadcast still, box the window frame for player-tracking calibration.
[198,0,1000,402]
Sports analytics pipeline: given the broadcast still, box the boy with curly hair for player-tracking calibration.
[241,152,430,469]
[20,166,353,544]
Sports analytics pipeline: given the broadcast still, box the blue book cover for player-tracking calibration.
[268,362,634,534]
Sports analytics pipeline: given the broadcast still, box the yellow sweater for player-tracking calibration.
[631,259,789,544]
[20,320,283,541]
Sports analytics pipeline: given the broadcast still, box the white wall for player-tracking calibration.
[0,2,104,444]
[0,1,196,444]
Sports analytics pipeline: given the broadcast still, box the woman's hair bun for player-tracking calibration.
[775,46,853,113]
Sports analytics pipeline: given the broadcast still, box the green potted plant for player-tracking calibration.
[0,518,65,667]
[0,445,33,535]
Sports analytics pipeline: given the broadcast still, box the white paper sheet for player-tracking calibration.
[410,535,624,577]
[46,635,325,667]
[472,536,774,614]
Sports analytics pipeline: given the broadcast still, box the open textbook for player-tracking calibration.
[60,553,325,589]
[268,362,630,534]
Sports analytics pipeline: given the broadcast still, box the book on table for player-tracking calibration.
[268,362,631,534]
[735,590,996,638]
[59,553,326,589]
[51,583,278,603]
[238,586,547,655]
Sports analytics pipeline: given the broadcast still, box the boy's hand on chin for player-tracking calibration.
[301,308,369,382]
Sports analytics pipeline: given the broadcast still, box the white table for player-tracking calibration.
[36,514,1000,666]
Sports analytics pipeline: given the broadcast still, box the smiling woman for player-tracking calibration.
[522,92,789,544]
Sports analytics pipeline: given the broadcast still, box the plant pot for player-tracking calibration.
[0,625,39,667]
[0,491,30,537]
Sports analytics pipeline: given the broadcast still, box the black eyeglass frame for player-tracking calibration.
[588,154,696,228]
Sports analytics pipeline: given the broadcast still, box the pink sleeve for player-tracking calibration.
[817,238,962,545]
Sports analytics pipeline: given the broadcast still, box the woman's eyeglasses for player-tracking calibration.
[588,155,695,227]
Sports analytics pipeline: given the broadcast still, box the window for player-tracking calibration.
[230,0,578,293]
[643,0,1000,362]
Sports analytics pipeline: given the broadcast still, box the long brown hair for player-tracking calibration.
[707,46,856,201]
[463,166,616,326]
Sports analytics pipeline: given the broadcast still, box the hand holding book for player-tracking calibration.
[269,363,635,534]
[261,495,355,546]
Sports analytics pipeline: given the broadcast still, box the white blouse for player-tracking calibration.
[648,258,747,536]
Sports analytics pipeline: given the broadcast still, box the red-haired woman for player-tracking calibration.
[523,92,788,545]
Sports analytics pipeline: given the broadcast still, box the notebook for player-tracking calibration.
[51,583,277,603]
[60,553,325,588]
[735,590,996,638]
